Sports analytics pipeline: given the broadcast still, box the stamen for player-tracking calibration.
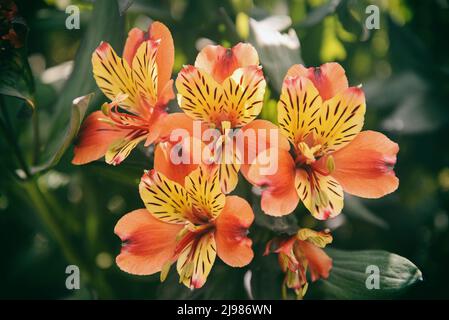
[326,155,335,174]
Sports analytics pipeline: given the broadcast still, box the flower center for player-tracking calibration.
[296,142,322,165]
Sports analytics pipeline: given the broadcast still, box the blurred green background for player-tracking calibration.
[0,0,448,299]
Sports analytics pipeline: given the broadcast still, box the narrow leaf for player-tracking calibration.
[31,93,93,173]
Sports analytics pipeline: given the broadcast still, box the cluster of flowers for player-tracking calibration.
[72,22,399,298]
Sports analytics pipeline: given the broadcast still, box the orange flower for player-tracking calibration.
[157,43,282,193]
[114,165,254,289]
[246,63,399,218]
[72,22,175,165]
[265,228,333,299]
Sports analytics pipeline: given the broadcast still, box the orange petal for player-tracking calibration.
[297,240,332,281]
[149,21,175,97]
[156,79,175,108]
[330,130,399,198]
[157,112,204,142]
[215,196,254,267]
[287,62,348,101]
[114,209,182,275]
[155,113,211,186]
[143,107,167,147]
[232,42,260,68]
[72,111,131,165]
[154,141,199,186]
[247,148,299,216]
[239,119,290,177]
[195,43,259,84]
[155,115,211,186]
[122,22,175,105]
[123,27,145,66]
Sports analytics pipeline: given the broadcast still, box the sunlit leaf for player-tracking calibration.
[249,15,302,92]
[317,249,423,299]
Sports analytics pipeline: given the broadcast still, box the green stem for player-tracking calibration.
[23,179,83,269]
[32,109,40,165]
[22,179,115,298]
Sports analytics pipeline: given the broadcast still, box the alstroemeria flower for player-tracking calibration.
[246,63,399,218]
[114,165,254,289]
[265,228,333,299]
[72,21,175,165]
[158,43,272,193]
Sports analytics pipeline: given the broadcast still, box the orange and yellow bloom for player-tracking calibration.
[114,165,254,289]
[72,21,175,165]
[71,19,404,297]
[246,63,399,218]
[157,43,279,194]
[265,228,333,299]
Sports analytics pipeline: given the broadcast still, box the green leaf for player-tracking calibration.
[336,0,368,41]
[318,249,423,299]
[0,85,35,109]
[293,0,343,28]
[47,0,125,148]
[31,93,93,174]
[117,0,133,15]
[249,248,284,299]
[344,195,388,229]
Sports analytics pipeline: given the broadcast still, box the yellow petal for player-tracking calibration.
[176,65,223,124]
[297,228,333,248]
[215,134,241,194]
[185,166,225,221]
[221,66,266,127]
[92,42,137,111]
[176,232,217,289]
[315,87,366,153]
[105,133,146,166]
[295,169,344,220]
[131,40,159,108]
[139,170,191,224]
[278,76,322,145]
